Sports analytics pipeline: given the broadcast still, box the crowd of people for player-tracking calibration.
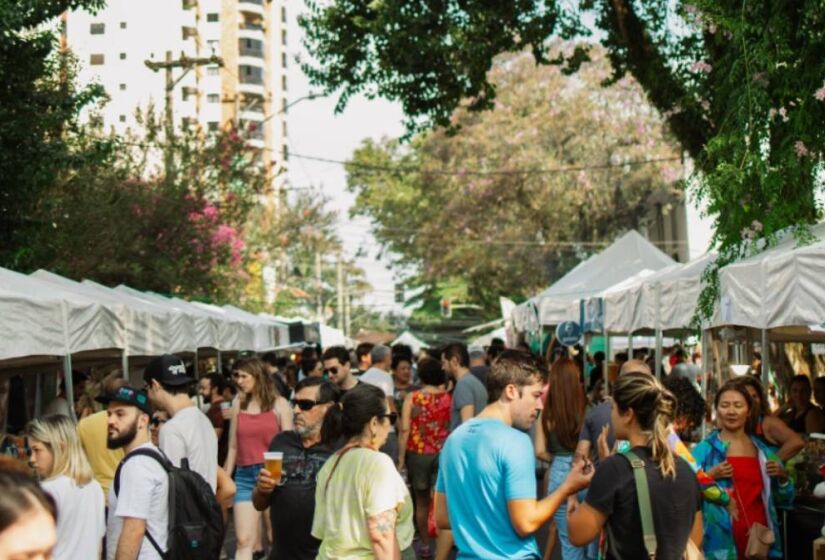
[0,337,821,560]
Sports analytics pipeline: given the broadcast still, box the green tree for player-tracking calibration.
[345,49,682,317]
[302,0,825,316]
[0,1,108,267]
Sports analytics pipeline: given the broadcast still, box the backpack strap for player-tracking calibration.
[621,451,657,559]
[113,447,172,559]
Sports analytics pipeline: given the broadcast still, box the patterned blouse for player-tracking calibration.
[406,390,452,455]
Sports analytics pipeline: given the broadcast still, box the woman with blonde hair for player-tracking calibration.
[568,373,703,559]
[224,357,293,560]
[26,414,105,560]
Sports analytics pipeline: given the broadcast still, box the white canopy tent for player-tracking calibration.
[513,230,675,330]
[715,222,825,330]
[319,324,350,348]
[391,331,427,354]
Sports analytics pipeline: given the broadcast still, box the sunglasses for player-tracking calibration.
[291,398,328,411]
[150,417,167,426]
[379,412,398,426]
[323,367,339,376]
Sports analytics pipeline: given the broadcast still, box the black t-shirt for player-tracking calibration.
[266,431,335,560]
[585,446,701,560]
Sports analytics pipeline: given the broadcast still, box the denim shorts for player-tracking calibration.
[234,463,262,503]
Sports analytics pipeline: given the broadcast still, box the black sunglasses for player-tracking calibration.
[379,412,398,426]
[323,367,339,376]
[150,417,167,426]
[291,398,328,411]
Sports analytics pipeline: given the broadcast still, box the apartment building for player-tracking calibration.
[64,0,289,180]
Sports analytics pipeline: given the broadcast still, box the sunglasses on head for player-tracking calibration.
[291,398,328,411]
[323,367,339,376]
[379,412,398,426]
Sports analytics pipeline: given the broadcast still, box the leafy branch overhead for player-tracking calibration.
[303,0,825,321]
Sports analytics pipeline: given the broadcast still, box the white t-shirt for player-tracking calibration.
[42,475,105,560]
[107,443,169,560]
[359,367,394,397]
[159,406,218,491]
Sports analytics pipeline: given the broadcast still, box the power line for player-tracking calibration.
[286,152,682,177]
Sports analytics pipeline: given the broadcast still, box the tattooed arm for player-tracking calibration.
[366,507,401,560]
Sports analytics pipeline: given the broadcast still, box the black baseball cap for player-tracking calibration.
[143,354,194,387]
[96,385,153,415]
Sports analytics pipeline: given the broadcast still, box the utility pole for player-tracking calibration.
[345,290,352,338]
[336,251,344,330]
[144,51,223,176]
[315,250,323,322]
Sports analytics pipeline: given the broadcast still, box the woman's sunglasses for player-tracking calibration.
[379,412,398,426]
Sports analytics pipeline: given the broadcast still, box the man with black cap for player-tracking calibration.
[143,354,218,491]
[99,385,169,559]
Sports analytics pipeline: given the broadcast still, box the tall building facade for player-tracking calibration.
[64,0,289,181]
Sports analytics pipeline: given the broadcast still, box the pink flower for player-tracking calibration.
[794,141,809,158]
[211,224,237,246]
[815,82,825,101]
[188,212,201,223]
[778,107,789,122]
[202,204,219,220]
[690,61,712,74]
[751,220,763,233]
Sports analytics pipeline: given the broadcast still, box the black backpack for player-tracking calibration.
[114,448,224,560]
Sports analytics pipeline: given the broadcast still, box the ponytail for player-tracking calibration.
[320,383,386,446]
[613,373,677,478]
[650,392,677,478]
[321,402,344,446]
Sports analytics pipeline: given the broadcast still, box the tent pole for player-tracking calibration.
[34,373,43,419]
[760,329,770,387]
[701,328,710,438]
[216,351,222,374]
[121,351,129,381]
[63,354,77,423]
[628,332,634,358]
[655,329,663,380]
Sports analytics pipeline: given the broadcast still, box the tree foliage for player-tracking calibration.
[302,0,825,320]
[345,49,682,316]
[0,0,108,267]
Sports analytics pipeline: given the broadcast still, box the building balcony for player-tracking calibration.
[238,82,265,97]
[239,0,264,18]
[239,24,265,42]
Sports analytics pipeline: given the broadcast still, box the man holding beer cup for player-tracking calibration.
[252,378,341,560]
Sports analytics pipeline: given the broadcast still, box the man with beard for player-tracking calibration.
[252,378,341,560]
[434,351,593,559]
[97,386,169,560]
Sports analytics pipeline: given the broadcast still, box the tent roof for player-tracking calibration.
[391,331,427,354]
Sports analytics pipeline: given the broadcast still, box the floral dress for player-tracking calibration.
[407,391,452,455]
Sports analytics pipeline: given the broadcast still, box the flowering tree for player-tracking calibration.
[22,108,269,302]
[346,49,682,316]
[302,0,825,319]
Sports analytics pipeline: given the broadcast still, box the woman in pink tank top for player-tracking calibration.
[224,357,292,560]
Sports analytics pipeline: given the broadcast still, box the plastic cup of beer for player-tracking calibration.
[263,451,283,484]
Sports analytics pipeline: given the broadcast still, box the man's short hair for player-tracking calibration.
[443,343,469,368]
[261,352,279,367]
[468,347,486,362]
[322,346,351,365]
[206,373,226,395]
[355,342,374,362]
[370,344,391,365]
[391,344,413,361]
[294,377,341,404]
[486,350,544,403]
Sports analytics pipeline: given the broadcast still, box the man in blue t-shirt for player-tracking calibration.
[435,350,593,559]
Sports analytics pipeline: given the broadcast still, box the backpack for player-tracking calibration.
[114,448,224,560]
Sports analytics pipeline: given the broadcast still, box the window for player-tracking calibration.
[206,13,218,22]
[90,54,104,65]
[119,52,126,60]
[281,29,287,46]
[208,122,219,132]
[207,66,220,76]
[281,6,287,22]
[281,74,287,91]
[90,23,105,35]
[207,94,220,103]
[119,83,126,91]
[120,21,127,29]
[281,52,287,68]
[119,115,126,122]
[282,121,287,138]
